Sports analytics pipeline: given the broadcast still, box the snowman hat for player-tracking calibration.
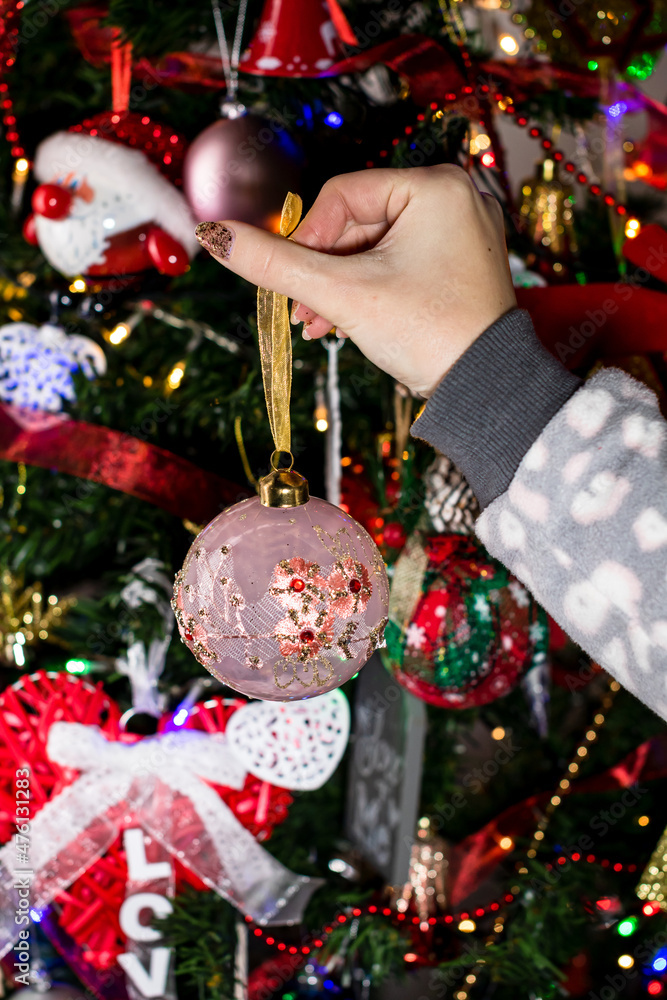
[33,112,198,254]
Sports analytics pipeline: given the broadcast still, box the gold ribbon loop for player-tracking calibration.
[257,192,303,459]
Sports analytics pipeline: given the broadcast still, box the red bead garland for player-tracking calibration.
[240,845,652,961]
[365,63,632,221]
[0,0,25,158]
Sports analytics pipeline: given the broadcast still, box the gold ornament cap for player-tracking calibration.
[259,452,309,507]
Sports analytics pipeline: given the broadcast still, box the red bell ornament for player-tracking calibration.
[240,0,357,77]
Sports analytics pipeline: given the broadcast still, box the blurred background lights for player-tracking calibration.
[617,917,637,936]
[498,34,519,55]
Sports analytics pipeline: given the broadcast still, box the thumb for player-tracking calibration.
[195,220,349,322]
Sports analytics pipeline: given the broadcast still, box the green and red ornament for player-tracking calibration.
[383,533,548,709]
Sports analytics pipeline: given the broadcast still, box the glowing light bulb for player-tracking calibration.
[499,837,514,851]
[69,277,87,293]
[14,157,29,175]
[499,34,520,55]
[167,362,185,389]
[625,218,641,239]
[618,954,633,969]
[458,919,476,933]
[172,707,189,726]
[109,323,130,345]
[65,659,92,674]
[314,401,329,432]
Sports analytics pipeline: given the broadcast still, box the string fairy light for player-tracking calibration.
[454,675,621,999]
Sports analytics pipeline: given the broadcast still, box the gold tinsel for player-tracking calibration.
[0,569,76,665]
[390,821,450,924]
[519,158,577,260]
[637,827,667,910]
[525,0,667,68]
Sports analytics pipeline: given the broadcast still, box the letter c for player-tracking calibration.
[119,893,173,943]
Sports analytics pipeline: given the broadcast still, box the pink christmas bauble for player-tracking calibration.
[183,115,302,231]
[173,495,389,701]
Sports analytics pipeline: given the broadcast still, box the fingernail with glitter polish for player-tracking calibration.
[195,222,235,260]
[290,301,301,325]
[302,325,312,341]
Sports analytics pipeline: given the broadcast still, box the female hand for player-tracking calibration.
[195,165,516,396]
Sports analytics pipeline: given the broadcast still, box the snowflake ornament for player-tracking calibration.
[508,580,531,608]
[0,322,106,412]
[473,593,492,621]
[529,620,547,644]
[405,622,426,650]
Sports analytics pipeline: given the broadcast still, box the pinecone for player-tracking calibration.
[424,455,479,534]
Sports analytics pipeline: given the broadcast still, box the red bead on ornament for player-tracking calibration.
[299,629,315,643]
[349,579,362,594]
[290,578,306,592]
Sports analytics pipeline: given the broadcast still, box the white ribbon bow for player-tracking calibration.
[0,721,322,958]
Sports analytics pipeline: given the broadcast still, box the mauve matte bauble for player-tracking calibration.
[183,116,303,231]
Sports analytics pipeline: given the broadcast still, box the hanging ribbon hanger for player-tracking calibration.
[110,28,132,114]
[256,192,306,509]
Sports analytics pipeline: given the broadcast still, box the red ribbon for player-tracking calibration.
[0,405,246,524]
[110,28,132,114]
[518,283,667,370]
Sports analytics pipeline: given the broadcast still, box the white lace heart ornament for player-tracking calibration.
[226,689,350,792]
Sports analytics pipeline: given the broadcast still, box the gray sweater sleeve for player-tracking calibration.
[412,310,667,718]
[411,309,582,508]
